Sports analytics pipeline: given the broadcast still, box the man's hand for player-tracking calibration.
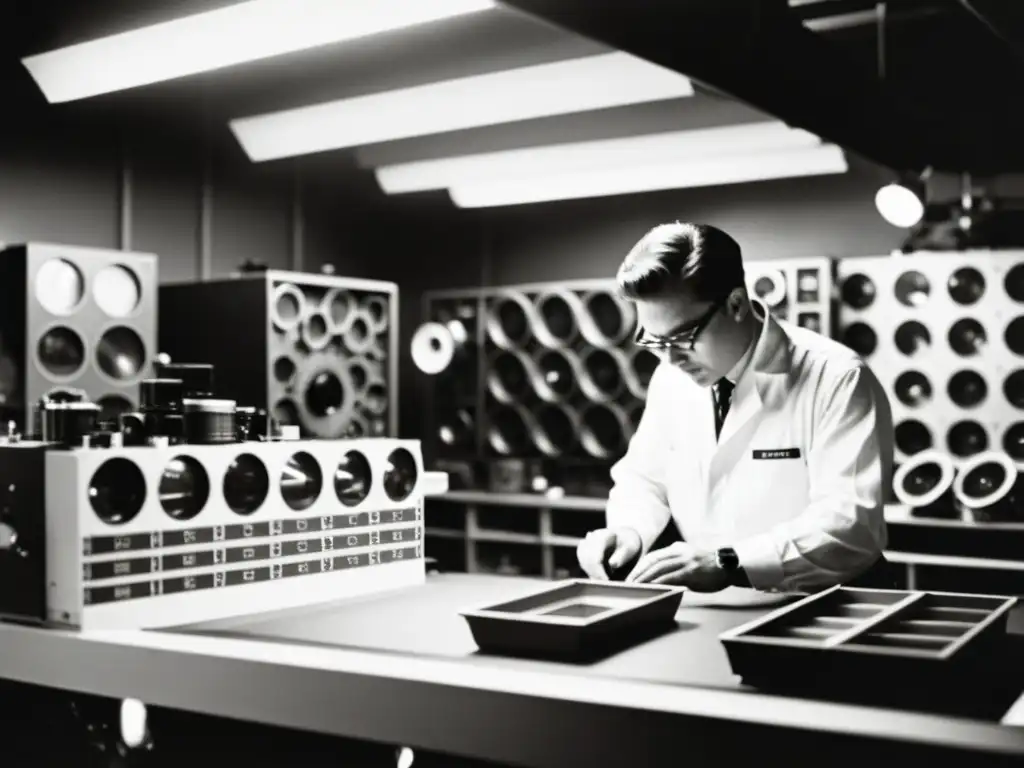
[626,542,731,592]
[576,527,642,580]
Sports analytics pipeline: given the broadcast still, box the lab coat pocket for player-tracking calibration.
[732,453,809,533]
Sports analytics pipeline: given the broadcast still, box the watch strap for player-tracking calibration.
[717,547,751,588]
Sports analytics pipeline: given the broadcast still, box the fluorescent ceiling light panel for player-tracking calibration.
[375,121,823,194]
[448,144,849,208]
[229,51,695,162]
[22,0,496,103]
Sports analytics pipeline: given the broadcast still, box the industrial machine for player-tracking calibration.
[0,242,158,432]
[158,270,398,440]
[0,362,433,632]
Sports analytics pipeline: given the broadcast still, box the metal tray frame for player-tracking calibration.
[460,579,685,658]
[720,585,1017,661]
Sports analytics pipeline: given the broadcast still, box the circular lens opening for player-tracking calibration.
[304,312,330,346]
[895,270,930,307]
[948,267,985,305]
[89,458,146,525]
[581,404,627,458]
[587,292,624,340]
[947,370,987,408]
[841,323,877,357]
[335,450,372,507]
[537,350,575,398]
[538,295,576,343]
[1004,370,1024,409]
[159,456,210,521]
[97,326,146,380]
[37,326,85,377]
[583,349,623,397]
[901,462,942,498]
[1003,423,1024,460]
[1005,264,1024,303]
[223,453,269,515]
[894,371,932,407]
[273,398,300,426]
[35,258,84,315]
[962,462,1007,502]
[365,297,388,326]
[275,290,301,324]
[281,451,323,511]
[1006,317,1024,356]
[364,382,387,416]
[305,370,345,417]
[488,406,530,455]
[948,319,987,357]
[494,299,528,345]
[328,290,354,327]
[894,321,931,357]
[348,360,369,392]
[345,316,370,347]
[841,273,876,309]
[94,265,142,317]
[753,275,784,306]
[895,420,932,455]
[537,404,577,454]
[383,448,418,502]
[947,421,988,457]
[273,356,297,384]
[490,352,528,400]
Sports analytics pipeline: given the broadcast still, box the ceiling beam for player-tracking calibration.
[496,0,967,173]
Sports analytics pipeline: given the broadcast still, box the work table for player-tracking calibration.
[1,573,1023,767]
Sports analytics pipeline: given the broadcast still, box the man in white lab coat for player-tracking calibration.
[577,222,895,593]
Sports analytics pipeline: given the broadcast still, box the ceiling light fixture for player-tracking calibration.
[447,144,848,208]
[375,121,823,194]
[22,0,496,103]
[229,51,694,162]
[875,168,932,228]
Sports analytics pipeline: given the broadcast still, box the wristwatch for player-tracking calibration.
[715,547,751,587]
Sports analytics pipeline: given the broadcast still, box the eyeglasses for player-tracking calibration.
[633,295,728,352]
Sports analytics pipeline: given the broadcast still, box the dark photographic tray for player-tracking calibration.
[719,585,1018,691]
[460,579,684,661]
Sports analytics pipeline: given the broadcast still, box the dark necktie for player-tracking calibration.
[713,378,734,440]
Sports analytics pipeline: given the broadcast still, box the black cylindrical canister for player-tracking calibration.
[183,398,237,444]
[41,401,100,446]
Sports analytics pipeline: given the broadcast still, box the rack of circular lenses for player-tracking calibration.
[838,252,1024,521]
[420,282,660,496]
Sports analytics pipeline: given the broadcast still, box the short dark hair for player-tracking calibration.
[616,222,745,302]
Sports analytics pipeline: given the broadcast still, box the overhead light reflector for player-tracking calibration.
[22,0,497,103]
[875,182,925,228]
[448,145,848,208]
[376,121,822,194]
[229,52,695,162]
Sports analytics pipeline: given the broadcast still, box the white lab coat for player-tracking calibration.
[606,301,893,593]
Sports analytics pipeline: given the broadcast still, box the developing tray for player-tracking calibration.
[719,586,1017,689]
[460,579,684,660]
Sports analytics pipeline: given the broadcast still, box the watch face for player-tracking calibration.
[717,548,739,570]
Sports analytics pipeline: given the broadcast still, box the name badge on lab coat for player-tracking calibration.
[752,448,802,460]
